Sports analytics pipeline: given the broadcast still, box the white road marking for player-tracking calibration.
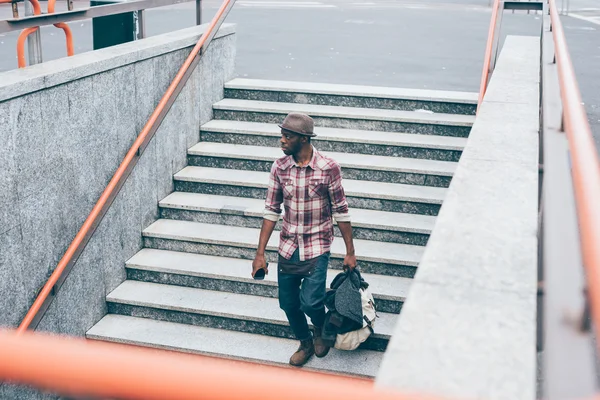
[238,1,336,7]
[568,12,600,26]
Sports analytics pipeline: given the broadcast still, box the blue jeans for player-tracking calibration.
[278,249,330,341]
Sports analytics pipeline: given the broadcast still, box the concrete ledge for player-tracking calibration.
[0,23,236,102]
[225,78,479,104]
[375,35,540,400]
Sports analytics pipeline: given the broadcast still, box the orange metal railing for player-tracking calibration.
[18,0,235,332]
[47,0,75,60]
[2,0,74,67]
[547,0,600,337]
[0,329,444,400]
[477,0,500,112]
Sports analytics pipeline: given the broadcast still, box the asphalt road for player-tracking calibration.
[0,0,598,148]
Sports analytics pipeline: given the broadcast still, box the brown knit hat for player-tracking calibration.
[278,112,316,137]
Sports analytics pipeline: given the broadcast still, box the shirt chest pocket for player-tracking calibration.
[282,179,294,199]
[308,178,327,199]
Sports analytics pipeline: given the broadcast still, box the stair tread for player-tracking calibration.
[213,99,475,126]
[160,191,435,234]
[189,142,456,176]
[225,78,479,104]
[174,166,447,205]
[127,248,412,301]
[87,314,384,377]
[201,120,468,150]
[143,219,423,267]
[107,280,397,338]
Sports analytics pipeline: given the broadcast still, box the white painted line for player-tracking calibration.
[568,12,600,26]
[239,1,323,3]
[238,2,336,7]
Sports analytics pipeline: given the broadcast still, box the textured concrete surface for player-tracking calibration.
[159,191,436,233]
[142,219,424,267]
[213,108,472,137]
[126,248,411,303]
[376,36,540,400]
[87,314,384,377]
[0,24,235,102]
[200,120,465,161]
[175,166,447,204]
[215,98,475,126]
[189,142,457,176]
[0,25,236,337]
[1,0,596,149]
[106,280,396,338]
[223,78,478,114]
[225,78,479,103]
[202,120,468,150]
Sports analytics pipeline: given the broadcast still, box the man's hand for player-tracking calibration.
[252,254,269,277]
[343,253,357,271]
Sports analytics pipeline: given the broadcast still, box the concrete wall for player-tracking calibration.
[376,35,540,400]
[0,24,236,338]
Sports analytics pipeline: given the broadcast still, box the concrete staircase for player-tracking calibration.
[86,79,476,378]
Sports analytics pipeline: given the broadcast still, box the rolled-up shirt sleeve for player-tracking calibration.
[264,162,283,222]
[328,162,351,223]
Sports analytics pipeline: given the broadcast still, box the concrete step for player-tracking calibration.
[213,99,474,137]
[224,78,478,115]
[188,142,456,187]
[142,219,423,278]
[87,315,384,378]
[126,248,412,314]
[174,166,446,216]
[159,192,434,245]
[200,120,466,162]
[105,280,396,351]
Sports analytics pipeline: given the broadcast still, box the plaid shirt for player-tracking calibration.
[263,147,351,261]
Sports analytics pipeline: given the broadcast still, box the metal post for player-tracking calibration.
[196,0,202,25]
[11,0,19,18]
[136,10,146,39]
[489,1,505,74]
[67,0,74,11]
[24,0,43,65]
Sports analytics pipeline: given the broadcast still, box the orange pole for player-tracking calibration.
[18,0,233,332]
[14,0,42,68]
[53,22,74,56]
[48,0,75,57]
[0,330,444,400]
[17,27,39,68]
[548,0,600,338]
[477,0,500,112]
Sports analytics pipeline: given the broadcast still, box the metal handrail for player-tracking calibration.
[0,0,194,33]
[17,0,236,332]
[47,0,74,60]
[548,0,600,338]
[477,0,501,112]
[0,329,444,400]
[14,0,74,67]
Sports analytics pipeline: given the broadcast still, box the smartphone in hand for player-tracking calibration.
[254,262,268,280]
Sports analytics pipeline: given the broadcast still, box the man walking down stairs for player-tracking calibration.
[251,112,357,367]
[86,78,476,378]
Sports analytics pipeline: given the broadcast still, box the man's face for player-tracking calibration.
[280,129,304,156]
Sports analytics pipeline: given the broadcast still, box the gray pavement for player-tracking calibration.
[0,0,598,148]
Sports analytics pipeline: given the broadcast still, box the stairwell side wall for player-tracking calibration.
[376,35,540,400]
[0,24,236,339]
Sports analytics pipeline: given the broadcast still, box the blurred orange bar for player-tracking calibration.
[0,329,445,400]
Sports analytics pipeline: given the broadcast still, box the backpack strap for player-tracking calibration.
[363,315,375,334]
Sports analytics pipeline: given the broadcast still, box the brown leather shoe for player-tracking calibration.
[313,327,330,358]
[289,339,314,366]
